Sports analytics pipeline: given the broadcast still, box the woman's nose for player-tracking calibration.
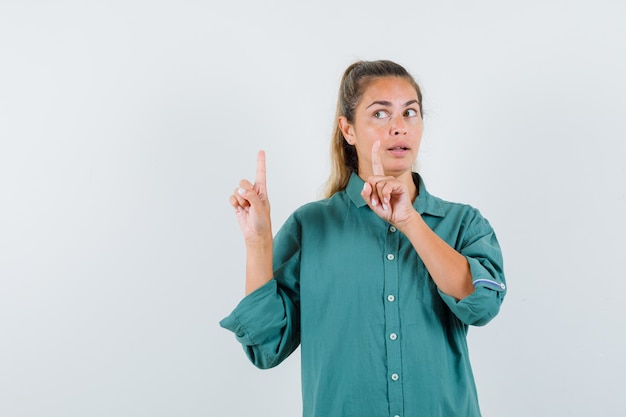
[391,118,407,135]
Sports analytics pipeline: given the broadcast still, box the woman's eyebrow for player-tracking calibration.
[366,99,419,109]
[366,100,392,108]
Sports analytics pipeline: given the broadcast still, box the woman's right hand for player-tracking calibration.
[229,150,272,243]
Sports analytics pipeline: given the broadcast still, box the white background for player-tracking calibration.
[1,1,625,416]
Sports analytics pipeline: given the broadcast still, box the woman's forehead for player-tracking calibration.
[360,77,419,104]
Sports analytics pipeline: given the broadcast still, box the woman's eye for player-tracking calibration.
[404,108,418,117]
[374,110,389,119]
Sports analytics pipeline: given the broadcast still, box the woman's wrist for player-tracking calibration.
[395,208,423,236]
[245,234,273,250]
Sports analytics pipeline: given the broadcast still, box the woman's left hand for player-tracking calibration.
[360,140,418,229]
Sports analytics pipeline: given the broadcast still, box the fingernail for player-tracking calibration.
[372,198,378,207]
[382,204,388,211]
[238,188,246,195]
[362,183,367,191]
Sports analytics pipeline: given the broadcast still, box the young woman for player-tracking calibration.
[221,60,506,417]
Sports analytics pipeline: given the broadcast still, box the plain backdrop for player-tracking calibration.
[1,1,625,416]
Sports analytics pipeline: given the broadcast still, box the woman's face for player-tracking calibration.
[340,76,423,180]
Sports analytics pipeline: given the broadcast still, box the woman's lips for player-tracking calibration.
[387,144,410,156]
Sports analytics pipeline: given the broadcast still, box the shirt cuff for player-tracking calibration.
[438,257,506,326]
[219,279,282,346]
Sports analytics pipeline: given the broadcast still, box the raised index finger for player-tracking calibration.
[255,150,267,189]
[371,140,384,176]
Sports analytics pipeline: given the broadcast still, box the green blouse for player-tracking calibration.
[220,172,506,417]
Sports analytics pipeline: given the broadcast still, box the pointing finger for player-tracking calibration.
[255,150,267,192]
[371,140,384,176]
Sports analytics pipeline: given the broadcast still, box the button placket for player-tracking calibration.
[383,222,403,417]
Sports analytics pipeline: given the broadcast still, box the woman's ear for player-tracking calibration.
[338,116,355,145]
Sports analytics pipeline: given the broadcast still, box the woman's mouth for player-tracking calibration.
[387,145,410,156]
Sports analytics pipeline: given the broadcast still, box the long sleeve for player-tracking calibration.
[219,215,302,369]
[438,212,506,326]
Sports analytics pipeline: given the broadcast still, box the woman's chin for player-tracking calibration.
[384,163,414,177]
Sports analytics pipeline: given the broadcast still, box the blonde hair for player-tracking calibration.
[324,60,423,198]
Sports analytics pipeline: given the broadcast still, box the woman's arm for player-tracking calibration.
[397,211,474,300]
[223,151,301,368]
[229,150,274,295]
